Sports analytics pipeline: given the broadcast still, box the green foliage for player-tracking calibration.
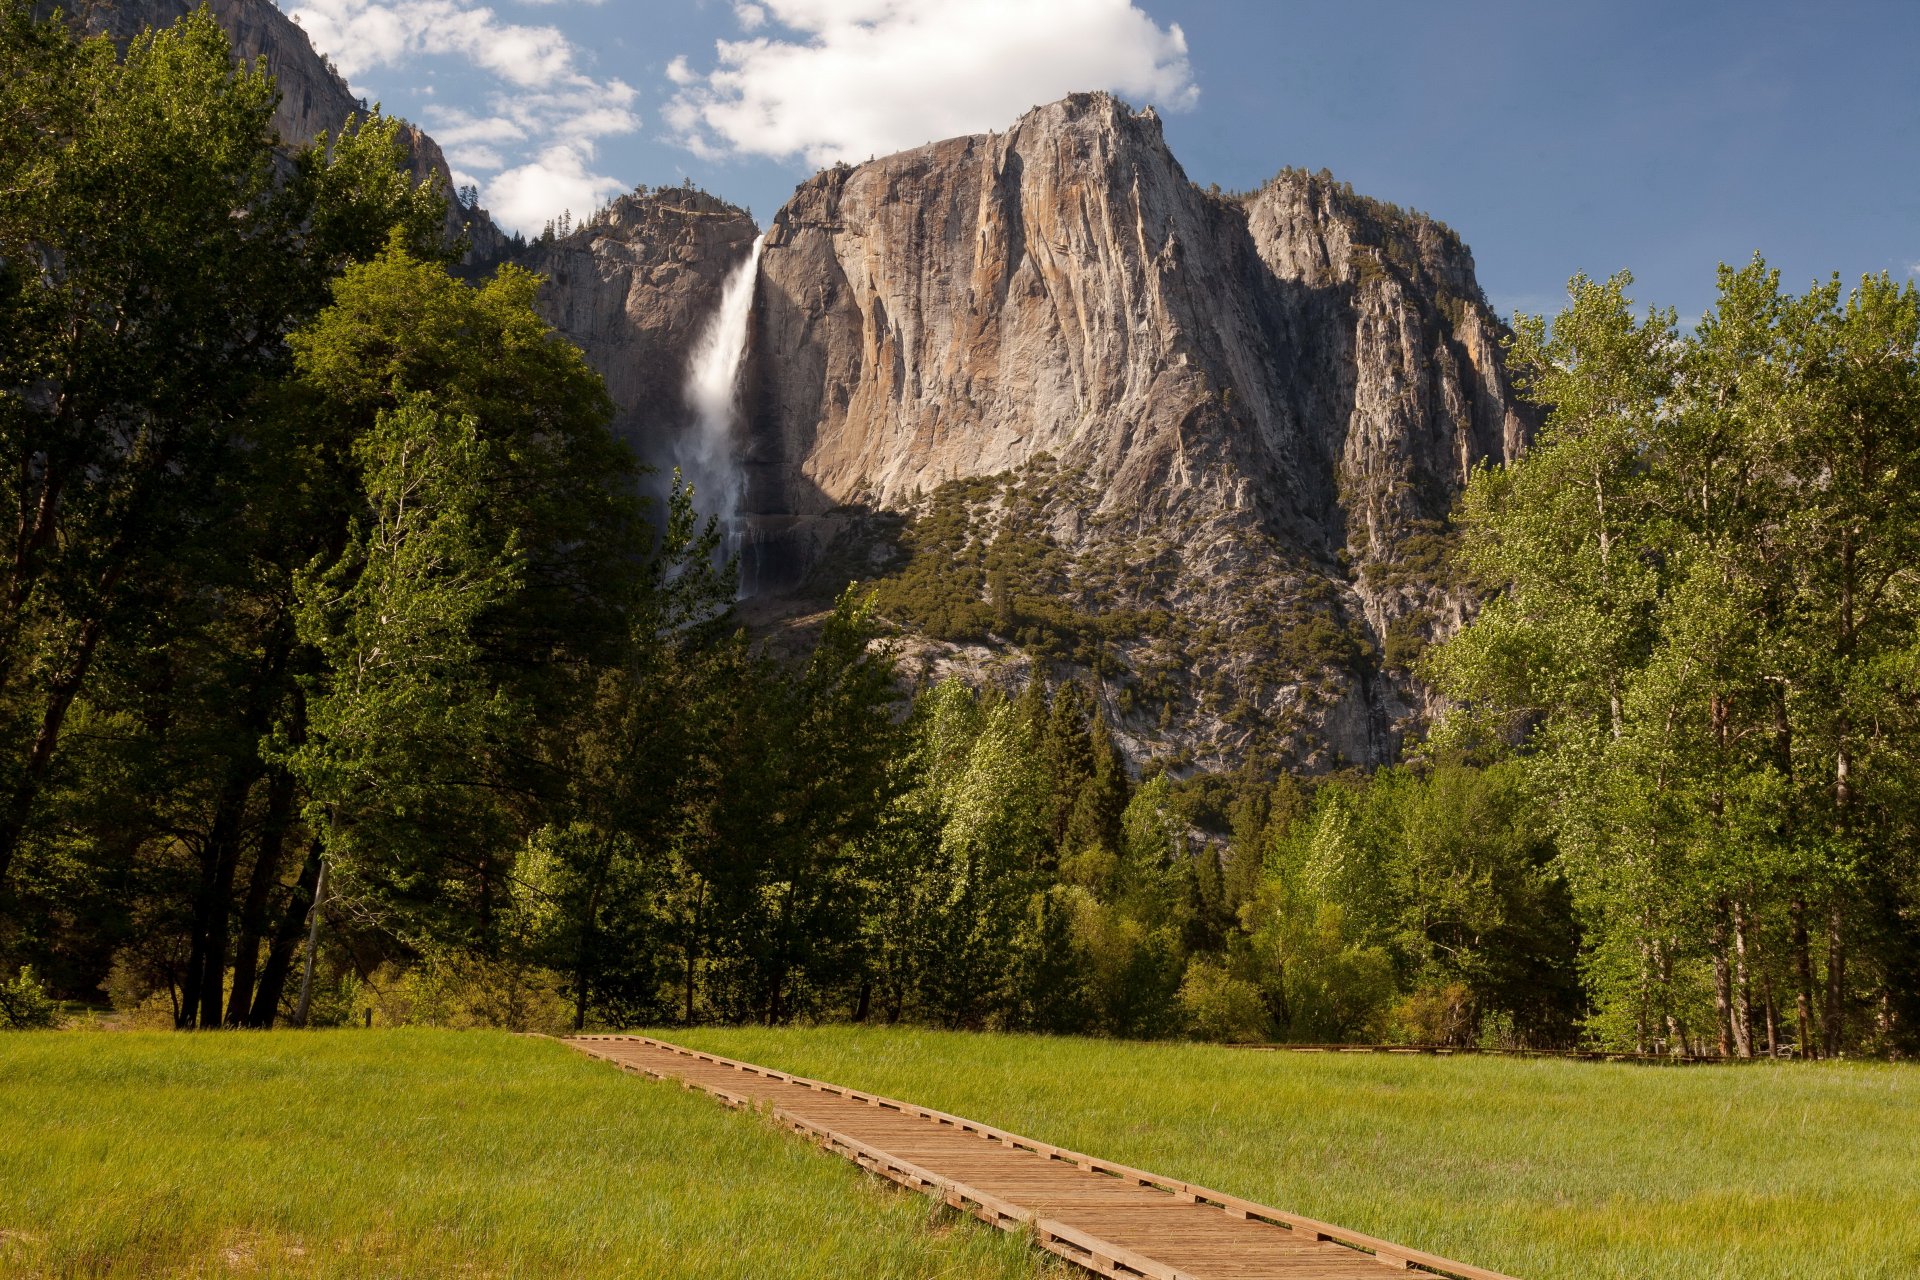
[5,0,1913,1070]
[1432,261,1920,1056]
[0,1,492,1030]
[0,4,446,900]
[0,965,57,1029]
[1007,886,1094,1033]
[286,397,527,941]
[866,471,1160,664]
[370,949,574,1034]
[1177,960,1271,1042]
[1381,611,1433,672]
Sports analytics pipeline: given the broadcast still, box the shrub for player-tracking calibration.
[103,954,179,1029]
[1179,961,1270,1043]
[1392,982,1475,1046]
[371,952,573,1034]
[0,966,59,1030]
[304,970,369,1029]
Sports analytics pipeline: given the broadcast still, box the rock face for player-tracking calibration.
[37,0,356,142]
[748,95,1524,528]
[51,0,504,256]
[726,94,1528,770]
[501,190,760,452]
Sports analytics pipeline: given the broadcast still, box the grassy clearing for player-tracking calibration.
[669,1027,1919,1280]
[0,1030,1063,1279]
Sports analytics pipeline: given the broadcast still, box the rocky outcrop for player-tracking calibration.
[503,189,760,451]
[730,94,1529,770]
[45,0,361,146]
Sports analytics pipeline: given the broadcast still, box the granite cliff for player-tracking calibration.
[726,94,1529,770]
[68,1,1531,773]
[496,190,760,451]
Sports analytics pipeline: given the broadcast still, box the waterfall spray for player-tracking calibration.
[680,233,766,574]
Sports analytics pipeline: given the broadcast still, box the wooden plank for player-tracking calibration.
[564,1035,1522,1280]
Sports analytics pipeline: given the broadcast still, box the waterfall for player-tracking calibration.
[679,233,766,577]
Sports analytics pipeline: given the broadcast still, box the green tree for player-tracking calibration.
[1432,262,1920,1056]
[0,2,453,1024]
[550,474,735,1028]
[282,397,526,944]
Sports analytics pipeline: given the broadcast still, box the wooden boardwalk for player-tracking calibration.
[564,1035,1518,1280]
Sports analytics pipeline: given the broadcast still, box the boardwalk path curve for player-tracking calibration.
[565,1035,1518,1280]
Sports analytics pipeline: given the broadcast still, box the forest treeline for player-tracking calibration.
[2,6,1915,1055]
[1430,266,1920,1057]
[0,4,929,1036]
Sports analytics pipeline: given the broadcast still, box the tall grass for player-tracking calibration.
[0,1030,1063,1279]
[670,1026,1919,1280]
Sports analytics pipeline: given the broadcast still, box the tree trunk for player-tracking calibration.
[1763,975,1779,1056]
[226,766,297,1025]
[682,879,704,1026]
[1824,902,1846,1056]
[1792,896,1818,1057]
[190,759,261,1029]
[1655,938,1685,1055]
[573,864,605,1033]
[0,609,108,892]
[1635,928,1655,1056]
[1711,900,1735,1057]
[765,880,799,1027]
[1730,898,1754,1058]
[179,891,208,1030]
[248,842,322,1028]
[293,857,330,1027]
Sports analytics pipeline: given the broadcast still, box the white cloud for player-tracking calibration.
[486,143,627,235]
[664,0,1197,166]
[290,0,574,86]
[286,0,638,235]
[425,106,527,150]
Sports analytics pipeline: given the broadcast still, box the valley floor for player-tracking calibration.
[0,1030,1060,1279]
[2,1027,1911,1279]
[669,1027,1918,1280]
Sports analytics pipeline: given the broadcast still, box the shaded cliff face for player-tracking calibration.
[504,190,760,454]
[52,0,504,256]
[732,93,1528,770]
[35,0,356,144]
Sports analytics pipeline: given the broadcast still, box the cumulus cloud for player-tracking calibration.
[485,144,628,235]
[664,0,1197,166]
[290,0,574,86]
[287,0,637,234]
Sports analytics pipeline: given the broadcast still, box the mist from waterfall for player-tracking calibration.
[678,233,766,578]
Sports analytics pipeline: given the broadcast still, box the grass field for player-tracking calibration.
[0,1030,1064,1279]
[670,1026,1920,1280]
[4,1029,1912,1280]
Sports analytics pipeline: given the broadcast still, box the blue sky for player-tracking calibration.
[282,0,1920,322]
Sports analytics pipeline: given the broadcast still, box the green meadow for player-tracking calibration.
[673,1027,1920,1280]
[3,1028,1913,1279]
[0,1030,1062,1279]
